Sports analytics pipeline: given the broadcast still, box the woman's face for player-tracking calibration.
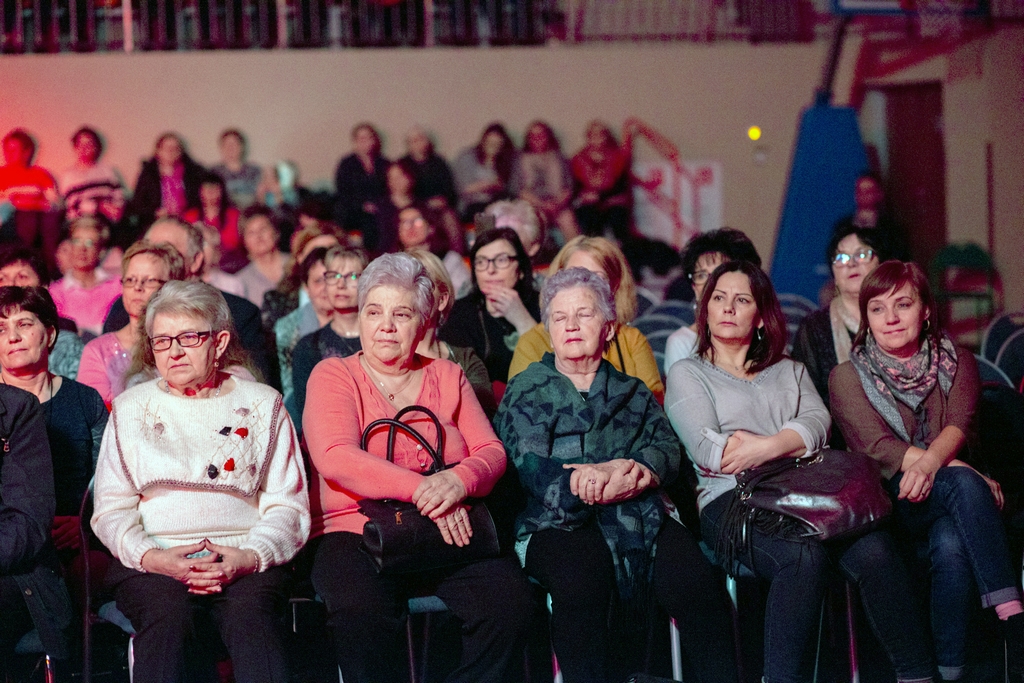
[326,256,363,311]
[406,130,430,160]
[526,125,551,153]
[219,134,243,164]
[481,131,504,159]
[150,312,229,391]
[832,234,879,299]
[866,282,928,359]
[474,239,520,295]
[123,253,170,320]
[74,133,100,165]
[155,136,183,166]
[387,165,413,196]
[565,250,610,285]
[306,261,332,315]
[199,181,223,207]
[398,208,431,250]
[353,127,378,157]
[243,215,278,258]
[0,261,40,287]
[69,225,103,272]
[585,124,610,150]
[692,252,726,302]
[548,286,613,364]
[0,309,54,373]
[359,285,423,368]
[707,271,761,344]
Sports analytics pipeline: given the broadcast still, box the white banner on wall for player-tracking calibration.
[631,159,723,250]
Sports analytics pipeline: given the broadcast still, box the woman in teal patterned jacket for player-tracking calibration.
[495,267,736,683]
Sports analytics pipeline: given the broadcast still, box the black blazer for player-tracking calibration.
[129,154,206,230]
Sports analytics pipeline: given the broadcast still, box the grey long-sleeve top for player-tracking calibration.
[665,356,831,511]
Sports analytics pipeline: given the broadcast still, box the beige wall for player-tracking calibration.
[0,42,829,262]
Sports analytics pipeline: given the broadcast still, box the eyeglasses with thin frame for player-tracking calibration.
[689,271,712,285]
[473,253,516,272]
[324,271,361,288]
[122,277,167,292]
[150,330,213,352]
[70,238,98,249]
[832,248,875,267]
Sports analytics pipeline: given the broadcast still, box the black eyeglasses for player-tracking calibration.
[832,249,875,267]
[324,271,361,287]
[123,277,167,292]
[150,330,213,352]
[473,253,516,271]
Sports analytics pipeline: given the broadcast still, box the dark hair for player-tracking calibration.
[3,129,36,162]
[825,225,890,265]
[0,286,60,352]
[523,120,561,154]
[351,123,382,156]
[475,123,515,184]
[621,237,681,280]
[239,204,277,242]
[388,159,419,194]
[681,228,762,279]
[399,203,449,257]
[470,227,534,303]
[198,172,232,226]
[694,260,787,374]
[0,245,48,286]
[71,126,103,157]
[853,260,940,350]
[219,129,245,146]
[154,132,185,155]
[299,246,331,287]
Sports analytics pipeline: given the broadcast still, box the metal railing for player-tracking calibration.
[0,0,819,53]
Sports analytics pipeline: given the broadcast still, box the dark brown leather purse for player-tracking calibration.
[357,405,500,574]
[715,449,892,569]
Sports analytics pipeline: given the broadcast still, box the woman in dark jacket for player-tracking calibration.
[129,132,205,232]
[333,123,389,251]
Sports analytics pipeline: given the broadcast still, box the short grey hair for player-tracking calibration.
[148,217,205,264]
[357,253,435,323]
[541,267,616,330]
[144,280,231,337]
[484,199,542,247]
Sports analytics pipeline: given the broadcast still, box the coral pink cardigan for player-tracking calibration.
[303,353,506,537]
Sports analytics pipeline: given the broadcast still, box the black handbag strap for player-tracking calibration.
[360,405,446,473]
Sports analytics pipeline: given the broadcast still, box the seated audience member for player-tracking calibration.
[211,129,264,210]
[663,228,761,372]
[59,126,126,224]
[830,261,1024,681]
[621,237,684,317]
[452,123,515,221]
[0,287,108,596]
[48,217,122,339]
[183,172,241,255]
[103,218,272,382]
[0,129,62,273]
[791,227,888,417]
[0,245,85,379]
[372,159,418,255]
[409,249,496,418]
[91,281,309,683]
[303,253,532,683]
[334,123,389,251]
[261,221,344,332]
[511,120,579,242]
[832,172,909,262]
[496,267,736,683]
[439,227,540,384]
[276,247,334,420]
[129,132,205,230]
[291,246,367,424]
[571,121,632,242]
[398,204,471,299]
[483,199,545,279]
[401,126,458,212]
[668,260,936,683]
[0,382,74,667]
[509,236,663,401]
[235,206,287,309]
[198,223,245,298]
[80,241,184,406]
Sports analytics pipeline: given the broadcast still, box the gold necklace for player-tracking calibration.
[362,358,414,402]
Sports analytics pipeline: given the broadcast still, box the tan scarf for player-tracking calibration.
[829,296,859,365]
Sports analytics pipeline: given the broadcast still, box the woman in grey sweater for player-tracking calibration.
[666,260,935,683]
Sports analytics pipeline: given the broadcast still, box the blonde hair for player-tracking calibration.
[547,236,637,324]
[407,248,454,327]
[121,240,187,281]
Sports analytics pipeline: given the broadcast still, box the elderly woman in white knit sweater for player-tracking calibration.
[91,280,310,683]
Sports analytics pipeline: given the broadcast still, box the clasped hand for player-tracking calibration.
[140,540,258,595]
[413,470,474,548]
[564,459,653,505]
[720,430,775,474]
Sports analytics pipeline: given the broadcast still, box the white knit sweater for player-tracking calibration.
[91,378,310,572]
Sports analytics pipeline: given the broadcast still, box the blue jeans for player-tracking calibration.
[889,465,1022,678]
[702,492,934,683]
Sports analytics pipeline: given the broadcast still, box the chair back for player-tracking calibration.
[975,354,1014,389]
[982,312,1024,362]
[995,328,1024,391]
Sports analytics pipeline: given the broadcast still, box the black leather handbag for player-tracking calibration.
[357,405,500,574]
[716,449,892,568]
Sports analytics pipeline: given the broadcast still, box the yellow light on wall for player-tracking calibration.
[747,126,762,141]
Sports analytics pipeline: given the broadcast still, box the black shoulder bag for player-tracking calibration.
[357,405,500,574]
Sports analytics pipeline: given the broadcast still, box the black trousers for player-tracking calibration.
[108,561,290,683]
[311,531,534,683]
[525,518,738,683]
